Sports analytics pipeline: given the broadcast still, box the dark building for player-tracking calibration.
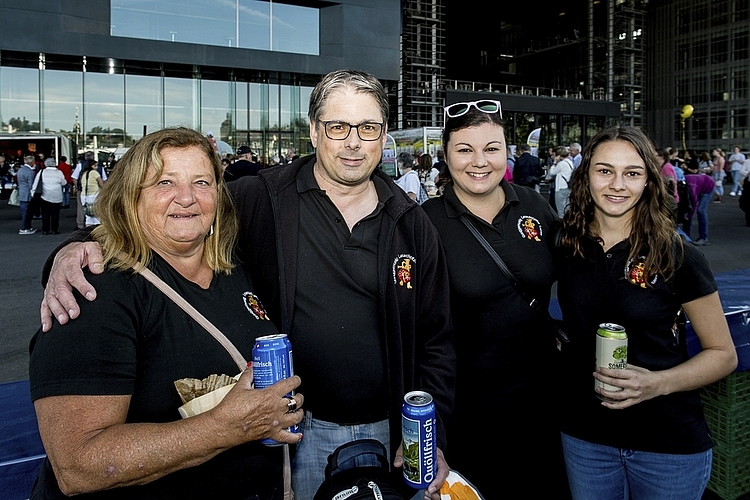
[440,0,750,153]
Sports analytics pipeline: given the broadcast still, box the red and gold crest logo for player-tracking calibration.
[392,254,417,289]
[624,257,658,288]
[243,291,271,320]
[516,216,542,241]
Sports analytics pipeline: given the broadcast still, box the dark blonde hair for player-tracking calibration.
[560,126,681,280]
[91,127,237,274]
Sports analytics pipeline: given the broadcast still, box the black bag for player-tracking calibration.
[313,439,410,500]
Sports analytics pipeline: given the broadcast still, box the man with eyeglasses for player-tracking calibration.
[40,69,455,500]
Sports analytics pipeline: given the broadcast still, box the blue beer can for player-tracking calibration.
[252,334,298,446]
[401,390,436,489]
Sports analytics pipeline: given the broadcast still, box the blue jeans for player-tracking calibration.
[713,171,725,197]
[732,169,743,193]
[682,193,711,241]
[19,200,32,230]
[561,433,712,500]
[292,411,392,499]
[62,183,71,207]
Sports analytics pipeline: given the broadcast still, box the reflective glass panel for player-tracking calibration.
[239,0,271,51]
[201,79,233,146]
[1,66,40,133]
[271,3,319,55]
[42,70,82,136]
[111,0,319,55]
[126,74,163,142]
[164,77,195,128]
[84,72,125,149]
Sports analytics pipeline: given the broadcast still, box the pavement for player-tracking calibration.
[0,188,749,384]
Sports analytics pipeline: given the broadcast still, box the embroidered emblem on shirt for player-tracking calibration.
[624,257,658,288]
[243,292,271,320]
[517,216,542,241]
[393,254,416,289]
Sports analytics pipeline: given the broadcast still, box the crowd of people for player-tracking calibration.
[16,68,745,500]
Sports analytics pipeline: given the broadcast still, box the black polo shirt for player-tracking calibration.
[422,182,558,405]
[556,237,717,454]
[291,163,393,423]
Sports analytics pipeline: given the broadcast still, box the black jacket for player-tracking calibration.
[228,155,456,452]
[513,152,544,187]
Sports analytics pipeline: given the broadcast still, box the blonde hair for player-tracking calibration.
[91,127,237,274]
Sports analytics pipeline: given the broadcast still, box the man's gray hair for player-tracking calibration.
[308,69,389,125]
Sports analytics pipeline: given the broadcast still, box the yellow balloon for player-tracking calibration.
[681,104,694,119]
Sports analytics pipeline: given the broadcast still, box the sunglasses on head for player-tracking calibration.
[444,100,503,120]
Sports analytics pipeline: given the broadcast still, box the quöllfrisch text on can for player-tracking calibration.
[401,391,436,489]
[252,334,298,445]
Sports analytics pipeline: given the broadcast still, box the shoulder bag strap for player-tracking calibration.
[132,262,295,499]
[459,214,521,291]
[459,214,569,343]
[132,262,248,372]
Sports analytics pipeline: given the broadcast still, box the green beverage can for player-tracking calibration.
[595,323,628,401]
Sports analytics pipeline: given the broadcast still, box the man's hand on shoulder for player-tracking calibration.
[41,241,105,332]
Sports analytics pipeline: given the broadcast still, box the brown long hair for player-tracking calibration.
[560,126,682,280]
[91,127,238,274]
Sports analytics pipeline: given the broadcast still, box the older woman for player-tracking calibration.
[421,100,566,496]
[29,127,304,499]
[556,126,736,499]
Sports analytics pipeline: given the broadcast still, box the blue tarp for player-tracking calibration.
[0,380,44,500]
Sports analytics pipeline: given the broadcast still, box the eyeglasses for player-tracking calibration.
[444,100,503,120]
[319,120,384,141]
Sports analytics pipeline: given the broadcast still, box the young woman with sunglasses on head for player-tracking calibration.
[555,126,736,499]
[421,100,568,497]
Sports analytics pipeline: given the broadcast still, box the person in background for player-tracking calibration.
[556,125,737,499]
[698,151,713,174]
[396,151,421,202]
[711,148,726,203]
[739,175,750,227]
[31,157,67,235]
[548,145,575,218]
[29,127,303,499]
[80,159,105,226]
[683,162,716,246]
[728,146,746,196]
[71,152,94,230]
[17,154,38,235]
[432,149,447,183]
[57,155,73,208]
[418,153,435,182]
[223,145,262,182]
[569,142,582,169]
[40,70,455,500]
[544,145,556,211]
[513,143,544,191]
[422,99,567,497]
[658,148,679,204]
[0,155,11,187]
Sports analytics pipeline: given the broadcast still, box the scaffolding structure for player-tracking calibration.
[399,0,445,129]
[610,0,647,127]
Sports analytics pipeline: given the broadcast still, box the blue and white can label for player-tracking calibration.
[252,333,298,445]
[401,390,436,489]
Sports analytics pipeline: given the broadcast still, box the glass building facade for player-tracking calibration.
[0,53,315,164]
[0,0,402,164]
[111,0,320,55]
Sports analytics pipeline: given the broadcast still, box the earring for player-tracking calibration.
[208,224,214,237]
